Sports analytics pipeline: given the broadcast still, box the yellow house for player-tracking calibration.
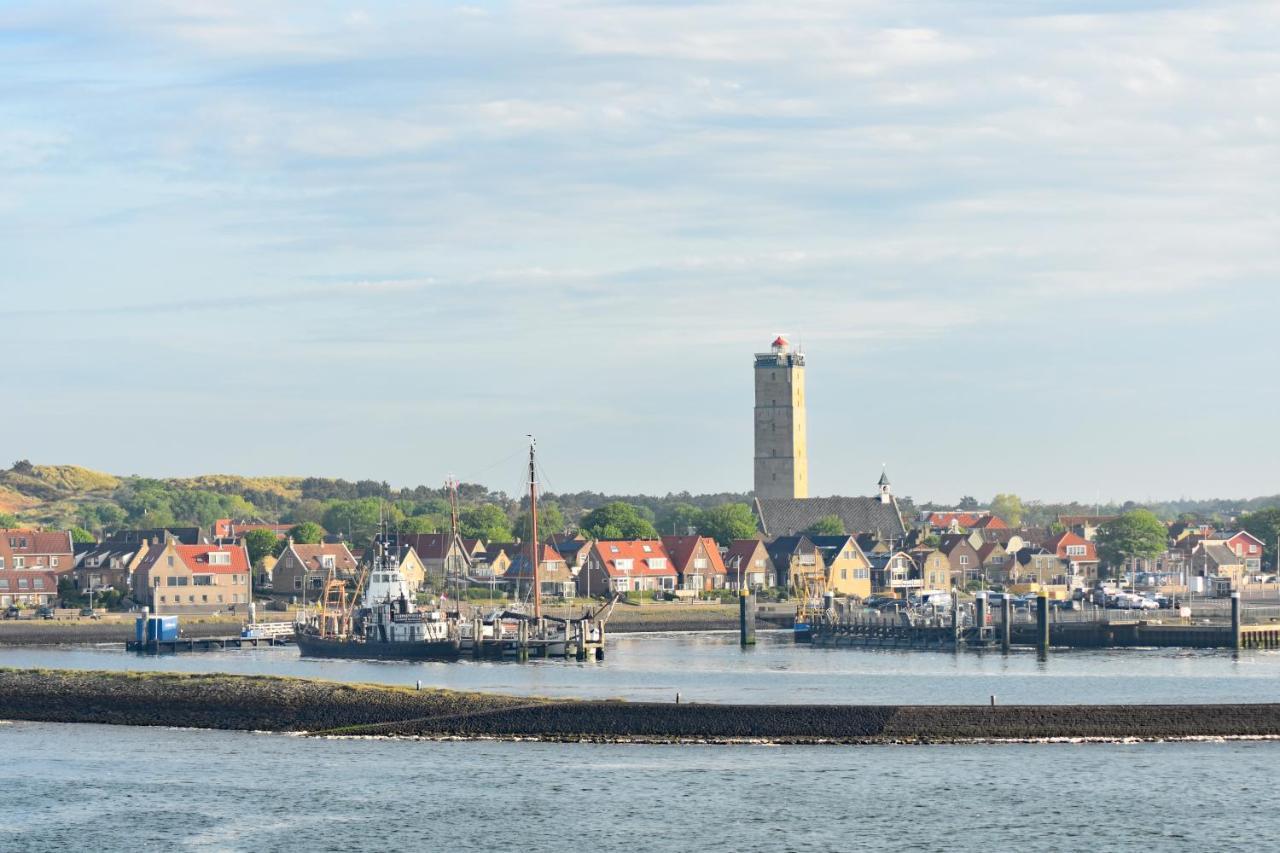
[812,535,872,599]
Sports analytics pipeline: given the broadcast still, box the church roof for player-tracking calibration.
[754,496,908,540]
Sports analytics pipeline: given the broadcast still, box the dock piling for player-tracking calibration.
[739,590,756,646]
[1231,592,1242,651]
[1000,595,1011,653]
[1036,593,1049,658]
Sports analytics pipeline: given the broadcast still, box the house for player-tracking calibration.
[104,527,202,546]
[938,534,982,587]
[134,540,252,613]
[549,534,592,573]
[809,535,872,598]
[504,543,575,599]
[272,542,360,597]
[754,473,909,542]
[395,533,472,587]
[1005,547,1067,588]
[909,547,953,591]
[478,543,516,579]
[72,539,152,596]
[1193,542,1246,589]
[971,515,1008,531]
[460,538,487,563]
[867,551,919,598]
[577,540,677,596]
[921,511,987,533]
[1220,531,1266,574]
[661,535,728,591]
[0,529,75,578]
[1043,531,1100,587]
[1058,515,1118,542]
[976,541,1010,578]
[764,536,822,593]
[212,519,292,541]
[0,566,58,606]
[722,539,775,590]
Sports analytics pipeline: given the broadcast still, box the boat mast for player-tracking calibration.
[529,436,541,620]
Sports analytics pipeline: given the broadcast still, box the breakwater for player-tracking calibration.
[4,668,1280,743]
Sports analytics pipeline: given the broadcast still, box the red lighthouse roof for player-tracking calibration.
[772,335,789,348]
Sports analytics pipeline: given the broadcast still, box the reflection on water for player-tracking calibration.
[2,722,1278,853]
[3,630,1279,705]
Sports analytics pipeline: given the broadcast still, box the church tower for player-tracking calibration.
[754,336,808,500]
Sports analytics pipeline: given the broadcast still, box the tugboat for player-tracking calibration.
[295,554,463,660]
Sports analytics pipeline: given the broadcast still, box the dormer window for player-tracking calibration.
[208,552,231,566]
[642,545,652,553]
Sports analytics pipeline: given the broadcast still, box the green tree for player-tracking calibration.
[287,522,326,545]
[656,502,704,536]
[0,512,18,527]
[1240,508,1280,569]
[400,515,444,535]
[459,504,513,542]
[69,526,96,544]
[321,498,398,545]
[514,502,566,541]
[1095,510,1167,569]
[700,503,758,546]
[805,515,846,537]
[958,495,980,510]
[579,502,659,540]
[243,529,281,565]
[989,493,1024,527]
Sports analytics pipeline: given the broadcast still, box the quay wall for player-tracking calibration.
[4,669,1280,744]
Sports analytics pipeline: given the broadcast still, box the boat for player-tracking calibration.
[294,438,617,662]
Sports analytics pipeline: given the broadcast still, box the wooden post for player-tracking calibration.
[975,593,987,645]
[739,589,756,646]
[1000,595,1011,654]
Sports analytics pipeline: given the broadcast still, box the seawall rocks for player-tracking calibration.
[3,669,1280,744]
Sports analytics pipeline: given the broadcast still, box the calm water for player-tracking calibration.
[0,721,1276,852]
[3,631,1280,704]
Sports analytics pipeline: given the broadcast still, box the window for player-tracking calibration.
[193,575,213,586]
[14,558,23,569]
[855,569,869,579]
[642,545,652,553]
[33,578,44,590]
[840,569,847,580]
[208,552,231,566]
[159,595,166,603]
[167,556,174,568]
[648,558,666,570]
[50,557,58,568]
[18,579,28,589]
[0,580,7,590]
[0,558,4,569]
[959,555,969,566]
[615,559,633,571]
[294,578,302,590]
[1250,545,1259,554]
[321,555,335,569]
[201,595,208,603]
[694,558,708,570]
[286,556,295,567]
[609,546,619,554]
[218,595,224,603]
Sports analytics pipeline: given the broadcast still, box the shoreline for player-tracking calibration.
[4,668,1280,745]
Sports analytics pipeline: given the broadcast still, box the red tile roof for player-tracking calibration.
[287,543,358,574]
[139,543,251,576]
[971,516,1008,530]
[660,535,728,575]
[926,513,984,529]
[588,540,676,578]
[398,533,458,560]
[1,529,73,555]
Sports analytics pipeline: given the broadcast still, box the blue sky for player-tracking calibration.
[2,1,1277,503]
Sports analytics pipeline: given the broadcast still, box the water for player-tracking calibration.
[3,631,1280,705]
[0,721,1275,852]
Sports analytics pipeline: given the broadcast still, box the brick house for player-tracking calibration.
[661,535,728,591]
[273,542,360,597]
[1221,531,1265,574]
[0,529,74,576]
[722,539,775,589]
[909,547,954,591]
[1043,531,1100,588]
[134,540,252,614]
[939,534,982,587]
[577,540,677,596]
[395,533,472,587]
[72,539,152,596]
[504,543,575,599]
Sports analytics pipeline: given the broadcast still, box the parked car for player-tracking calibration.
[3,605,19,620]
[35,606,55,620]
[78,607,100,619]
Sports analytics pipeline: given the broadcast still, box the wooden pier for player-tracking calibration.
[126,634,294,654]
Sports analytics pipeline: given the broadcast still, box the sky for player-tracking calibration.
[1,0,1277,504]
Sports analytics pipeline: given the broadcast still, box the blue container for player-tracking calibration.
[136,615,180,643]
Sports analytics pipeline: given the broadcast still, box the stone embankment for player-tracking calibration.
[4,669,1280,744]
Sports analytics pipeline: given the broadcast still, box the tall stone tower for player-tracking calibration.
[754,336,808,500]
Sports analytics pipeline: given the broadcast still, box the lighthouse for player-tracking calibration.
[753,336,808,500]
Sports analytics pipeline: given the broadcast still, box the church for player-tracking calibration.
[750,337,908,543]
